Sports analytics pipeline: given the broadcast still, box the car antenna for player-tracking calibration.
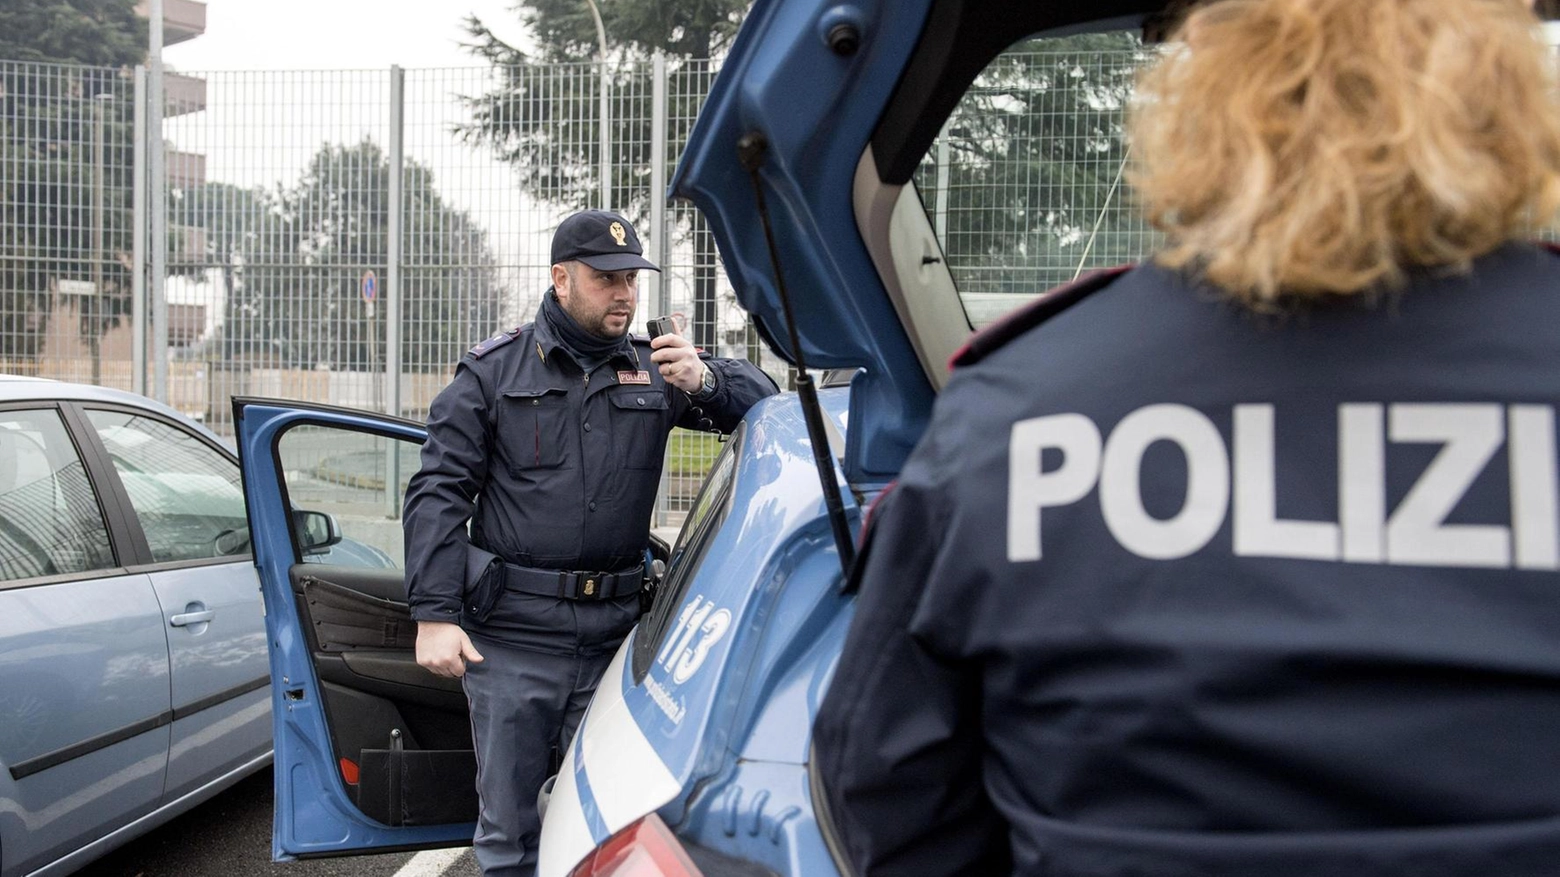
[736,130,857,574]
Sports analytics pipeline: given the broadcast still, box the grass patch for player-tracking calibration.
[667,430,724,476]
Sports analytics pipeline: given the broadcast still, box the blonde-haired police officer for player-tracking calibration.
[814,1,1560,875]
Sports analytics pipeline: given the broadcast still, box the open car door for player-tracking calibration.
[233,397,477,859]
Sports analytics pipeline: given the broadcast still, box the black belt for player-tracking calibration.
[501,562,644,601]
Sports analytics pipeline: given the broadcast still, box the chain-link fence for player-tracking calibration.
[1,55,789,514]
[1,44,1171,513]
[916,40,1162,305]
[156,62,769,424]
[0,62,138,386]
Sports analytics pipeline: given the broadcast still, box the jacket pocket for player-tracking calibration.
[609,391,671,470]
[499,388,571,471]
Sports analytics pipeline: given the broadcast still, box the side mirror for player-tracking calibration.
[294,509,343,555]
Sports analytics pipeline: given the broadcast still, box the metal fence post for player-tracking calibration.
[387,65,404,420]
[585,0,610,213]
[651,51,669,529]
[132,66,147,396]
[651,52,669,320]
[90,93,105,387]
[386,66,405,520]
[148,0,168,403]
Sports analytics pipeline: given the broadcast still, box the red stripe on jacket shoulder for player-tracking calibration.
[948,264,1133,371]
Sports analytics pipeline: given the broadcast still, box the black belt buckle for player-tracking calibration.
[559,570,610,601]
[555,565,644,601]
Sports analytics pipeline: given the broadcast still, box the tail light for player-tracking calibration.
[567,812,704,877]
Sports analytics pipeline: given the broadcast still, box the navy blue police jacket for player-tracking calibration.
[813,243,1560,877]
[403,302,776,652]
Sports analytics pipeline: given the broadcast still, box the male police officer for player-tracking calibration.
[403,209,776,876]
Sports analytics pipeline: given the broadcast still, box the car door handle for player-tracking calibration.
[170,610,215,627]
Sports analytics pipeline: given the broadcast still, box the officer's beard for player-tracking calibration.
[573,304,633,340]
[560,267,634,340]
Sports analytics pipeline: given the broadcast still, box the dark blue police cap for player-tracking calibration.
[550,210,660,272]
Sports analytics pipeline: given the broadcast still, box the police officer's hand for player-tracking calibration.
[650,332,708,394]
[415,621,484,678]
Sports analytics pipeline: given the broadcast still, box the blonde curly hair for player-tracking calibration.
[1127,0,1560,305]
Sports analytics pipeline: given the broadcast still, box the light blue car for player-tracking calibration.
[0,376,393,877]
[237,2,1180,875]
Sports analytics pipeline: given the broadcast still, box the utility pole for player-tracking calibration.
[90,93,110,386]
[149,0,168,402]
[584,0,610,212]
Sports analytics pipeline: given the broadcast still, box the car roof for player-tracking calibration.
[0,374,141,403]
[0,375,227,443]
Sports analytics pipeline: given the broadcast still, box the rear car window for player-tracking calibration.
[86,408,249,564]
[911,31,1161,328]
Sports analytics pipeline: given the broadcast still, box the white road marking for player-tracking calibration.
[391,848,468,877]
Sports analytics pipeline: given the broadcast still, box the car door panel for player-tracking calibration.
[0,574,171,877]
[150,561,273,805]
[234,399,476,856]
[72,406,278,807]
[0,405,177,877]
[288,563,477,828]
[292,566,460,698]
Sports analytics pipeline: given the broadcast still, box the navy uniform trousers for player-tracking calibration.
[460,602,635,877]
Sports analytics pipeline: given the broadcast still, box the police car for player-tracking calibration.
[233,1,1267,875]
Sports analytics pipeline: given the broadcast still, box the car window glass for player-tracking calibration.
[0,409,115,581]
[85,408,249,564]
[912,30,1160,328]
[277,424,413,568]
[633,424,741,681]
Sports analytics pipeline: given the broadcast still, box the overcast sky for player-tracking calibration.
[163,0,534,71]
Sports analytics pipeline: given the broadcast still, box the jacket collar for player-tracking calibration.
[531,290,642,370]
